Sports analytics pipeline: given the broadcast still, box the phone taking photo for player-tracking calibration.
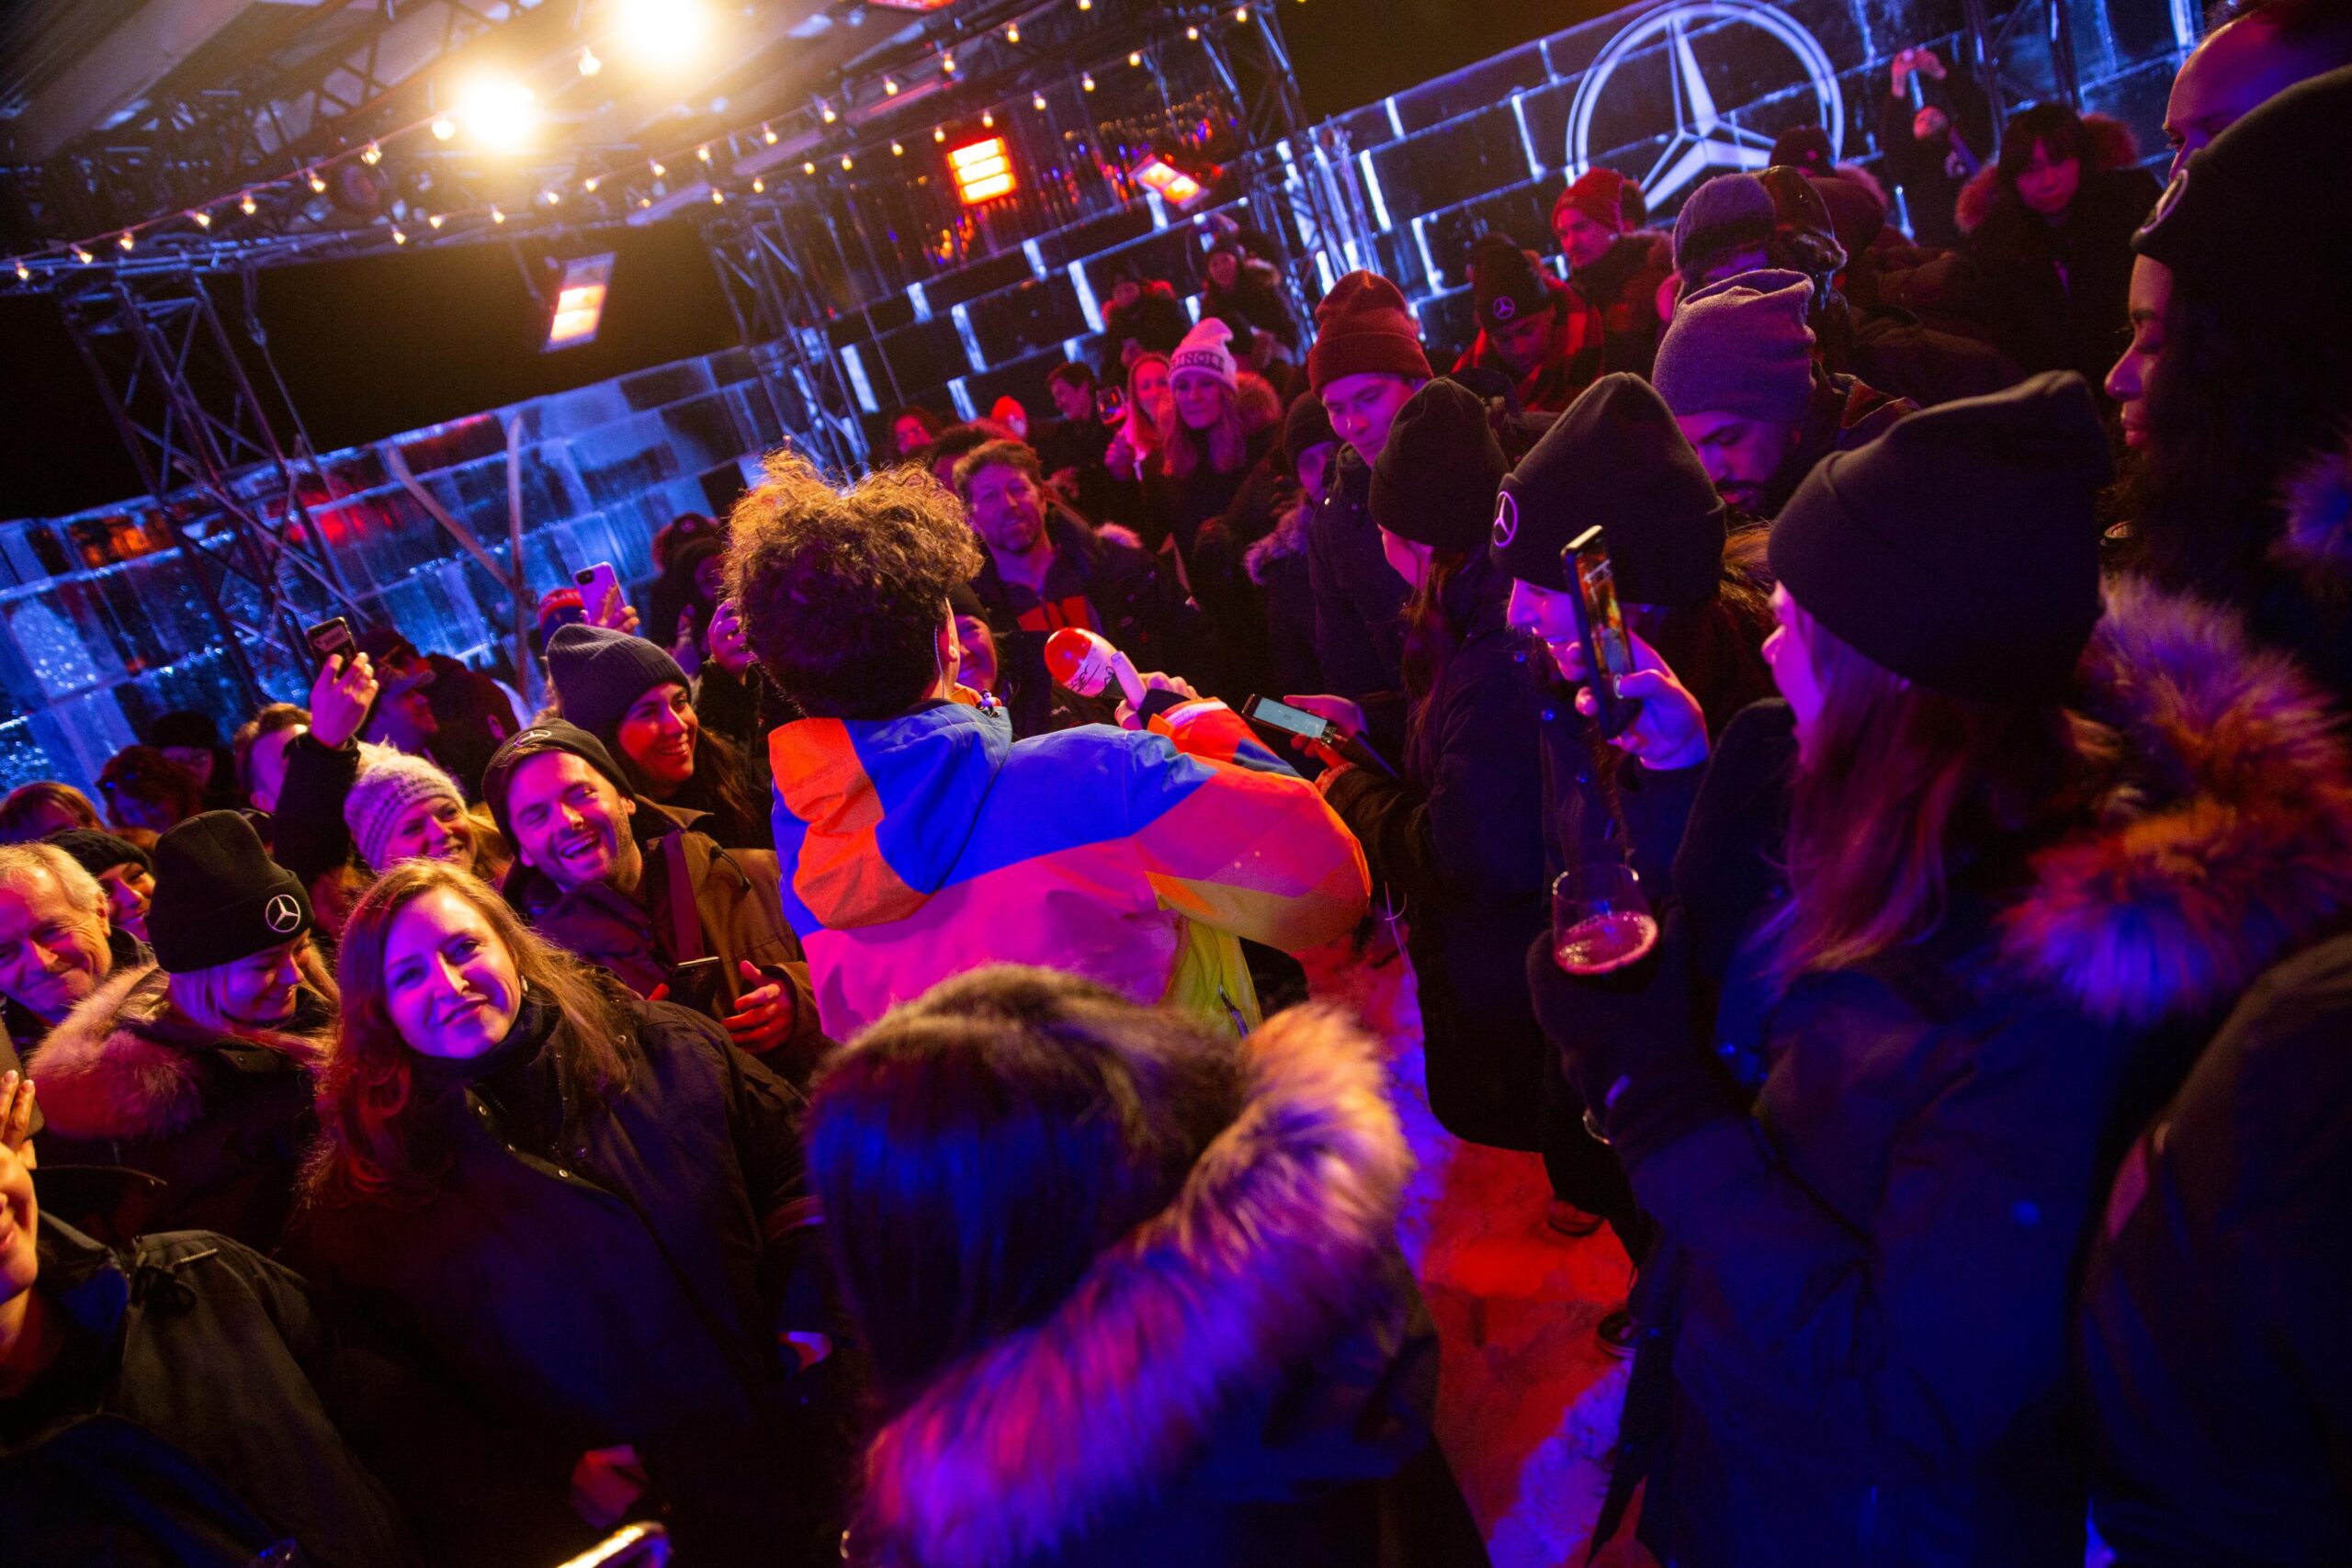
[574,562,623,619]
[1564,528,1639,739]
[1242,695,1399,778]
[305,616,355,670]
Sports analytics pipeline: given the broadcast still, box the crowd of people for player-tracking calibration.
[2,9,2350,1564]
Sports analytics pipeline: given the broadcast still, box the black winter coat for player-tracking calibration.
[1964,164,2164,389]
[2080,929,2352,1565]
[294,996,843,1566]
[844,1004,1487,1568]
[28,967,328,1251]
[1,1222,413,1568]
[1305,447,1409,753]
[1324,556,1549,1148]
[1567,582,2352,1566]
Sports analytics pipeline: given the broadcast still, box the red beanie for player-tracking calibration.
[1555,168,1631,231]
[1307,271,1431,392]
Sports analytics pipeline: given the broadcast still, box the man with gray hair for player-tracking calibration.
[0,843,143,1135]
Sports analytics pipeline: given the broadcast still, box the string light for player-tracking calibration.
[711,187,726,203]
[1187,24,1201,38]
[428,213,446,229]
[543,188,561,205]
[695,144,712,162]
[73,245,93,264]
[583,175,601,192]
[118,231,135,251]
[941,52,956,73]
[1082,73,1096,91]
[650,158,666,176]
[884,76,899,95]
[820,101,837,124]
[241,190,258,215]
[638,197,652,208]
[841,153,854,170]
[1033,91,1048,110]
[14,260,28,282]
[1129,51,1143,65]
[1077,0,1091,10]
[578,46,602,76]
[391,226,408,244]
[431,114,457,140]
[362,141,383,164]
[934,126,947,141]
[490,206,506,224]
[307,170,327,193]
[982,108,995,127]
[803,159,817,175]
[1235,5,1250,17]
[1006,22,1021,41]
[752,176,765,192]
[192,209,212,229]
[762,123,778,144]
[891,140,905,155]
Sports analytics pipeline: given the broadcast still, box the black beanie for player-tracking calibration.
[1468,234,1555,337]
[1280,393,1336,472]
[2135,65,2352,339]
[1768,371,2110,705]
[1490,374,1727,606]
[481,721,636,849]
[144,710,221,753]
[146,811,311,975]
[546,624,690,749]
[44,829,152,879]
[1369,379,1510,553]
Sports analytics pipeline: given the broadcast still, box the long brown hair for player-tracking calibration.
[1399,549,1474,774]
[1157,378,1250,479]
[307,862,633,1208]
[1768,604,2108,987]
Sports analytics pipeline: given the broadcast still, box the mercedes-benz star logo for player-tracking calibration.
[265,894,303,934]
[1491,296,1518,322]
[1567,0,1845,210]
[1492,491,1521,548]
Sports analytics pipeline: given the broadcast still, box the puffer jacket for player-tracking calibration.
[1594,581,2352,1565]
[767,693,1368,1040]
[294,995,843,1566]
[1,1222,415,1568]
[28,965,330,1251]
[846,1004,1487,1568]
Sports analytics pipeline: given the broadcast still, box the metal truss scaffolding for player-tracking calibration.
[703,209,872,478]
[61,272,364,707]
[1961,0,2085,146]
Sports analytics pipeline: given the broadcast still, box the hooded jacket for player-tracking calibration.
[1589,580,2352,1565]
[767,695,1369,1040]
[1449,272,1606,414]
[846,1003,1484,1568]
[28,965,330,1251]
[2,1222,415,1568]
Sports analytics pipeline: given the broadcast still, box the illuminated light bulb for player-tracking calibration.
[982,108,995,127]
[752,175,765,192]
[1006,23,1020,42]
[611,0,708,69]
[578,46,602,76]
[638,197,651,208]
[820,102,837,124]
[696,144,711,162]
[118,231,135,251]
[942,52,956,73]
[362,141,383,164]
[1235,5,1249,17]
[1081,73,1095,91]
[841,153,854,170]
[458,76,535,151]
[650,158,666,176]
[431,114,457,140]
[933,126,946,141]
[1033,92,1046,109]
[241,190,258,214]
[391,226,408,244]
[711,187,725,203]
[307,170,327,193]
[73,246,93,264]
[762,123,777,144]
[543,188,561,205]
[427,212,446,229]
[1187,25,1201,39]
[803,160,817,175]
[490,206,506,223]
[884,77,899,96]
[13,259,28,281]
[192,209,212,229]
[1077,0,1091,10]
[1129,51,1143,65]
[583,175,601,192]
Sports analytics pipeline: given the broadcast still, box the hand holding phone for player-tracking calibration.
[1564,529,1639,740]
[1571,628,1712,771]
[306,617,355,669]
[308,647,379,750]
[667,956,728,1020]
[574,564,639,635]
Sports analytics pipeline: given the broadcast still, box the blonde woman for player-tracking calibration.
[30,811,333,1249]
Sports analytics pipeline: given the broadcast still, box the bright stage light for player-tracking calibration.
[578,47,602,76]
[458,77,536,150]
[431,114,458,140]
[1133,149,1214,206]
[610,0,707,67]
[949,136,1016,204]
[546,254,615,351]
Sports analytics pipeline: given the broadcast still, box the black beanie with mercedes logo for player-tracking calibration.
[146,810,313,975]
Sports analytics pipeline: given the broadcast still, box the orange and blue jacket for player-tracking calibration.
[768,694,1370,1039]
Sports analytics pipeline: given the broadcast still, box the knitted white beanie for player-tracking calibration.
[1168,317,1238,391]
[344,746,466,872]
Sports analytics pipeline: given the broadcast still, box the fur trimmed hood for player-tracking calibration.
[1998,578,2352,1027]
[1244,498,1313,583]
[1955,113,2141,234]
[853,1003,1412,1568]
[2275,427,2352,587]
[28,964,329,1143]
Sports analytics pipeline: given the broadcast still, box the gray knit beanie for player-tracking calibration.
[545,624,690,748]
[345,747,466,872]
[1653,269,1816,426]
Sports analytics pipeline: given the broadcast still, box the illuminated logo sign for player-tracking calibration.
[1566,0,1844,210]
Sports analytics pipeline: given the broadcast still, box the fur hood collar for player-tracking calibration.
[854,1004,1412,1568]
[1955,112,2141,234]
[1244,498,1313,583]
[28,964,329,1143]
[1998,578,2352,1027]
[2276,427,2352,586]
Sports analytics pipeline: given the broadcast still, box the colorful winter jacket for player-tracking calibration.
[768,694,1370,1039]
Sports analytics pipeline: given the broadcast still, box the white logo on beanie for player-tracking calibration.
[1492,491,1520,548]
[265,894,303,934]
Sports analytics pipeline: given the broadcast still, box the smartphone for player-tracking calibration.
[668,956,728,1020]
[1244,694,1337,745]
[1096,386,1127,426]
[305,616,354,669]
[1565,528,1639,739]
[574,562,623,620]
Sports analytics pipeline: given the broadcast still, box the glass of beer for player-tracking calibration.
[1551,863,1658,976]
